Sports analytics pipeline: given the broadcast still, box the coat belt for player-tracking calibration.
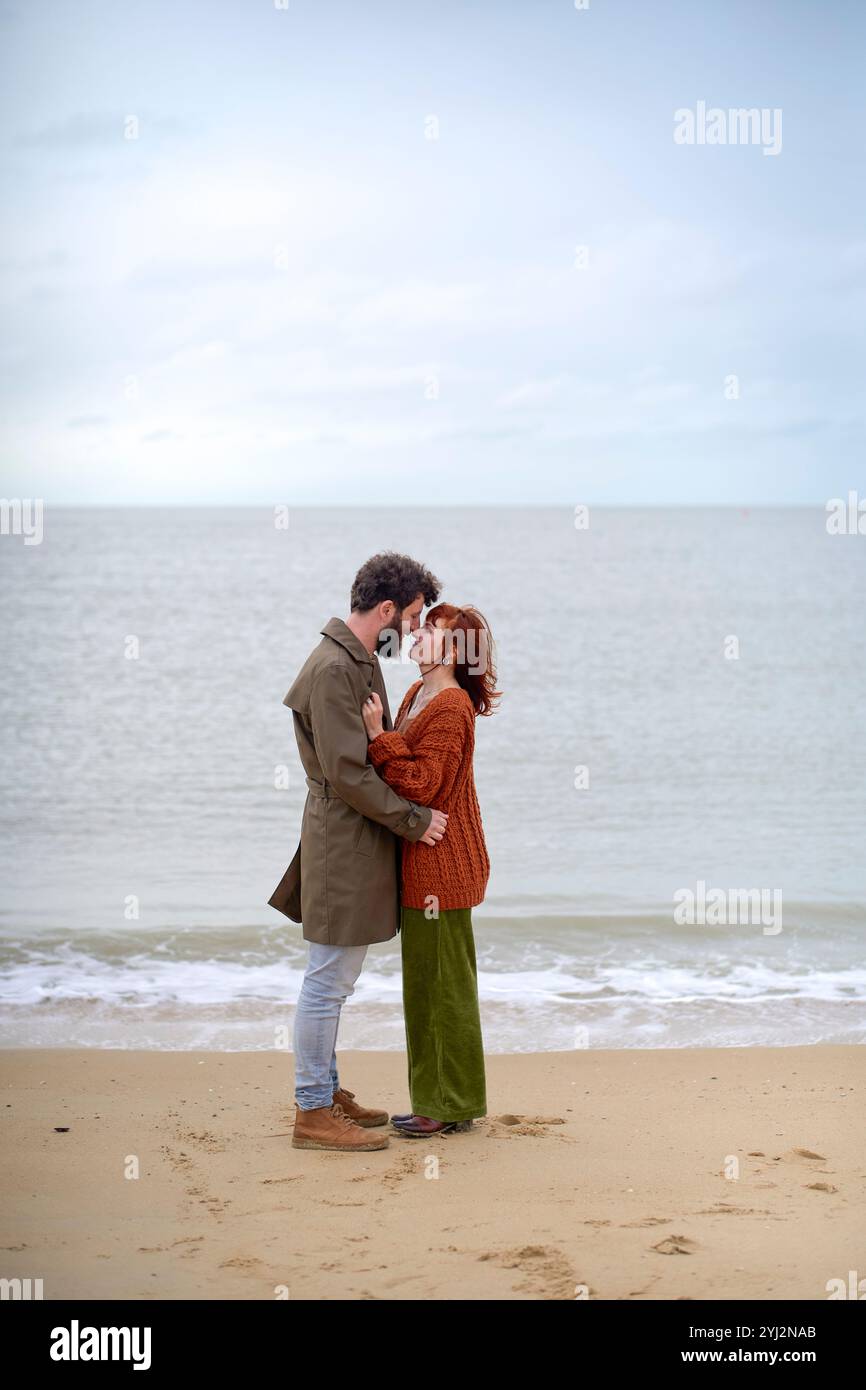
[305,777,332,798]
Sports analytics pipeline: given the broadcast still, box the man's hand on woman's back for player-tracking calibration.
[421,808,448,845]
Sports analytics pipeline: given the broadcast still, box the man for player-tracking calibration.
[269,552,449,1153]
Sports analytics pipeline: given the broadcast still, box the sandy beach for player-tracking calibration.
[1,1044,862,1301]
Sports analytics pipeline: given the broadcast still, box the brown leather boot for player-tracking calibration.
[332,1086,388,1128]
[292,1100,389,1152]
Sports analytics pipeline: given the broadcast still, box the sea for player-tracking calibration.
[1,506,863,1051]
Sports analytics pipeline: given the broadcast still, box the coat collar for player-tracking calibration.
[321,616,375,667]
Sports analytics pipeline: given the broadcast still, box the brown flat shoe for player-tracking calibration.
[393,1114,473,1136]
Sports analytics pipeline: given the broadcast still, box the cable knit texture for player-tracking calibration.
[367,682,490,910]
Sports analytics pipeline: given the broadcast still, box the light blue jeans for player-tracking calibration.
[293,941,369,1110]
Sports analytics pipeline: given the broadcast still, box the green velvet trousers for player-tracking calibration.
[400,905,487,1123]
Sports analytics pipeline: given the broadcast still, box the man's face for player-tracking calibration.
[374,593,425,657]
[399,594,425,636]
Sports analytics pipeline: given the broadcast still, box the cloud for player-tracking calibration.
[344,280,484,330]
[13,111,187,149]
[631,381,696,406]
[498,376,564,407]
[250,352,442,397]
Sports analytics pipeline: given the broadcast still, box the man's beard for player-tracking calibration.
[375,616,404,660]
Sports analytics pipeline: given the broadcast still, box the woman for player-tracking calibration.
[361,602,500,1136]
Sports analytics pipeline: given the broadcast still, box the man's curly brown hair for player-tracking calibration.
[350,552,441,614]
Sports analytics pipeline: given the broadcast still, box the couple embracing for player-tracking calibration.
[269,551,500,1152]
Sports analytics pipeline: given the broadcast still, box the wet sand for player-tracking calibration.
[1,1044,862,1300]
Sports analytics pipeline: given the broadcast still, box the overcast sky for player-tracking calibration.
[1,0,864,505]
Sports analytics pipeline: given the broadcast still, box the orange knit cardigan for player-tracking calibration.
[367,681,490,911]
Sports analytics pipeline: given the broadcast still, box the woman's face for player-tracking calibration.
[409,617,451,667]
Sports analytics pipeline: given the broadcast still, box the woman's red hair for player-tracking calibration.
[425,603,501,716]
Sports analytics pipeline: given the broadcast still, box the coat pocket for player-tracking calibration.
[352,816,378,857]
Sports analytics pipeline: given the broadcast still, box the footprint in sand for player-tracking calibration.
[652,1234,698,1255]
[495,1114,565,1125]
[695,1204,776,1217]
[489,1115,567,1138]
[479,1243,583,1298]
[382,1153,418,1190]
[176,1128,226,1154]
[620,1216,673,1228]
[168,1237,205,1259]
[777,1148,837,1188]
[161,1142,229,1219]
[751,1147,834,1189]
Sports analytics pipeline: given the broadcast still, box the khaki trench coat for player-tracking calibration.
[268,618,434,946]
